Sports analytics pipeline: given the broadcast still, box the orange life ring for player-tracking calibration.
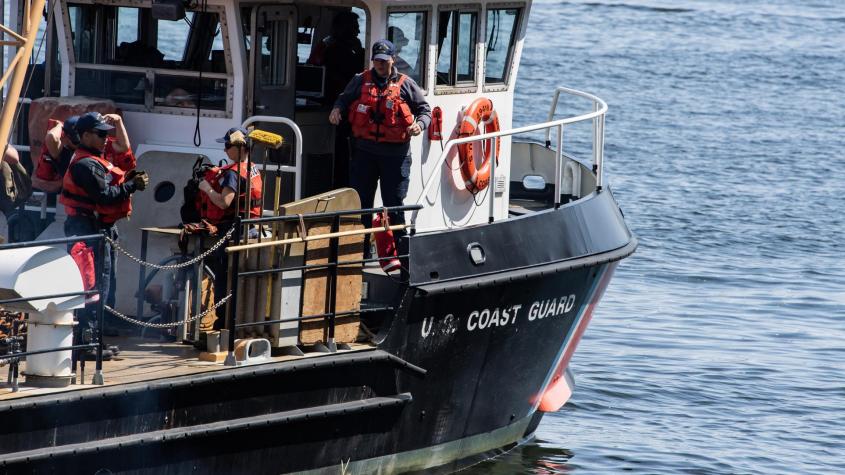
[457,97,501,192]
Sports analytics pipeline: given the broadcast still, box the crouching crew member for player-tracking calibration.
[32,117,79,193]
[197,127,263,329]
[329,39,431,256]
[60,112,148,354]
[34,113,134,193]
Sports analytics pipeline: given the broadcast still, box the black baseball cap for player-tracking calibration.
[63,116,80,145]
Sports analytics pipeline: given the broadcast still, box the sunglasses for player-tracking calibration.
[85,129,108,138]
[225,143,248,150]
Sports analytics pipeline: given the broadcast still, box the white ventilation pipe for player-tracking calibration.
[0,246,84,386]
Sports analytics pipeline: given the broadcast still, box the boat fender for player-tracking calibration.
[457,97,501,193]
[372,211,401,273]
[69,242,98,303]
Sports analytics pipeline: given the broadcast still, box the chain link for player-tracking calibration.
[104,294,231,329]
[106,226,235,270]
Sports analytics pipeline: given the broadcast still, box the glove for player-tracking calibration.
[132,171,149,191]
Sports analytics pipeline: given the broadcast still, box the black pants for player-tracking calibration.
[349,147,411,254]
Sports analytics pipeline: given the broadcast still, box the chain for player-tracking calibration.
[105,226,235,270]
[104,294,231,329]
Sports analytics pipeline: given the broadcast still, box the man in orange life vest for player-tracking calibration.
[60,112,148,343]
[197,127,263,329]
[329,39,430,257]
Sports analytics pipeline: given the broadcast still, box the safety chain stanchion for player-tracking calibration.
[104,294,231,329]
[105,226,235,270]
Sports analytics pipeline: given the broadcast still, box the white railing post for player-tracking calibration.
[555,124,563,209]
[545,89,563,147]
[597,112,605,191]
[488,137,497,223]
[592,100,598,174]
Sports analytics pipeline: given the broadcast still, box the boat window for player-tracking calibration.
[260,19,289,86]
[75,69,146,105]
[484,8,520,85]
[387,11,428,88]
[66,3,231,115]
[436,9,478,87]
[117,8,139,46]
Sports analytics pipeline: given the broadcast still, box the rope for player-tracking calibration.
[104,294,231,329]
[106,226,235,270]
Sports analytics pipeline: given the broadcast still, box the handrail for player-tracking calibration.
[241,115,304,201]
[413,86,607,225]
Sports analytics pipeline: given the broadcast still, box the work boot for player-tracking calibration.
[82,348,114,361]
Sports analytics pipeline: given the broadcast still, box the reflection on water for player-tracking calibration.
[463,440,574,474]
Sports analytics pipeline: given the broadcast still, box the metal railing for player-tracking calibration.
[413,86,607,226]
[241,115,304,202]
[0,233,107,389]
[221,204,422,365]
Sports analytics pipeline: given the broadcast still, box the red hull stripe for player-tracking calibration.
[535,262,619,412]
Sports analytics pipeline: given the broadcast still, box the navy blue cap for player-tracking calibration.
[63,116,80,145]
[76,112,114,134]
[371,39,395,61]
[216,127,249,146]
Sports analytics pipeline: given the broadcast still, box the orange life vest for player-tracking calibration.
[199,161,263,224]
[348,70,415,143]
[59,148,132,225]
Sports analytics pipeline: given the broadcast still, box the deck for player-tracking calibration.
[0,337,374,401]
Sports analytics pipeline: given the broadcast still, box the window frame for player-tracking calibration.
[385,5,432,93]
[63,1,234,118]
[434,4,481,95]
[482,3,524,92]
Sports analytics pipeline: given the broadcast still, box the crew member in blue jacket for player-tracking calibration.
[329,39,431,257]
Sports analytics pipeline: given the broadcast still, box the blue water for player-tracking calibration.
[471,0,845,473]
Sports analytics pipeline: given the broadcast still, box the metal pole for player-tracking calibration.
[0,0,46,153]
[92,234,105,385]
[224,218,241,366]
[597,113,605,192]
[326,215,339,352]
[136,230,148,325]
[488,137,497,223]
[592,101,599,187]
[555,124,563,209]
[545,88,562,147]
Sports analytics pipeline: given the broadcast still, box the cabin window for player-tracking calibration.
[484,8,520,85]
[67,3,231,115]
[386,11,428,88]
[436,9,478,87]
[260,19,289,86]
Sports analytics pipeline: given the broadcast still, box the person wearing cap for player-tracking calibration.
[387,26,414,77]
[197,127,263,329]
[32,116,79,193]
[329,39,431,257]
[60,112,148,354]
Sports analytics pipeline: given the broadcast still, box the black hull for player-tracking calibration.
[0,191,635,474]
